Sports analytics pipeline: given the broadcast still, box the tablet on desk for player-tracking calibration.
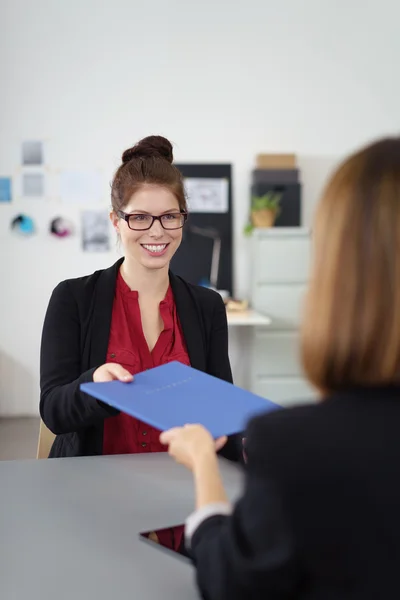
[139,524,191,564]
[81,361,280,438]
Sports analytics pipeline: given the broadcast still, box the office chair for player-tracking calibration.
[36,419,55,459]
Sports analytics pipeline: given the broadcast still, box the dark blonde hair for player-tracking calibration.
[111,135,187,212]
[301,137,400,393]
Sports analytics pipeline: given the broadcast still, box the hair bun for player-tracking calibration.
[122,135,174,165]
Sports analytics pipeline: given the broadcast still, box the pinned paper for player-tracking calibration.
[0,178,12,202]
[11,214,35,236]
[81,210,110,252]
[184,178,229,213]
[22,173,45,197]
[60,170,103,204]
[22,141,44,166]
[50,217,74,238]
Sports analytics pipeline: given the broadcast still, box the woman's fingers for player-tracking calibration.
[93,363,134,383]
[215,436,228,452]
[108,363,134,382]
[160,426,226,452]
[159,428,181,445]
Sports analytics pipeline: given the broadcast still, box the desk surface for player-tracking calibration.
[0,454,242,600]
[227,309,271,326]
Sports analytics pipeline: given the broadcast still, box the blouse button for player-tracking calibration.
[142,431,147,436]
[110,353,116,358]
[141,442,147,448]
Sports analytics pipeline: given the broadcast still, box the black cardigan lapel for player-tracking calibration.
[169,272,207,372]
[89,258,123,369]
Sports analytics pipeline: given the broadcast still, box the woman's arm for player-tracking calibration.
[206,292,233,383]
[161,422,299,600]
[40,281,118,434]
[207,293,243,463]
[189,469,297,600]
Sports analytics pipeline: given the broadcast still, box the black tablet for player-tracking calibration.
[139,524,191,564]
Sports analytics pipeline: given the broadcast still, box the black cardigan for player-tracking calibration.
[190,386,400,600]
[40,258,241,460]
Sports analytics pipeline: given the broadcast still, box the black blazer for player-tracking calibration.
[40,258,241,461]
[191,386,400,600]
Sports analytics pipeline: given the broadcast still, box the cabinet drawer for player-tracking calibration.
[252,331,302,377]
[252,235,310,284]
[252,283,307,329]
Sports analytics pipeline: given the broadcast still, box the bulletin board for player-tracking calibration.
[171,164,233,296]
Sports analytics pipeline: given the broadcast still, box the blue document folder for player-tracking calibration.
[80,361,281,438]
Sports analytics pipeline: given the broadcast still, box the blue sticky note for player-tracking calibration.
[80,361,281,438]
[0,178,12,202]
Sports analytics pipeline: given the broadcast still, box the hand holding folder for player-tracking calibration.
[92,363,134,383]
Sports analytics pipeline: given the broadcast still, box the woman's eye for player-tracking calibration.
[164,213,179,220]
[132,214,148,221]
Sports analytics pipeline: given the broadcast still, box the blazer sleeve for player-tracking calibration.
[190,417,299,600]
[206,293,233,384]
[40,281,117,435]
[207,293,242,463]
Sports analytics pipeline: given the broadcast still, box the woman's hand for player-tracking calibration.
[93,363,134,383]
[160,424,227,472]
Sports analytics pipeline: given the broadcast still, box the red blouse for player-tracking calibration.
[102,272,190,552]
[103,271,191,455]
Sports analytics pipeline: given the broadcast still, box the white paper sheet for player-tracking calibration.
[22,140,44,166]
[81,210,110,252]
[22,172,45,197]
[60,170,103,204]
[184,178,229,213]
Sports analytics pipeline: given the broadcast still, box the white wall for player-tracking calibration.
[1,0,399,415]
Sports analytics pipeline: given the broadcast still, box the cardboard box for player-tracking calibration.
[256,153,297,169]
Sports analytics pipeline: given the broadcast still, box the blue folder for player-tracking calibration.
[80,361,281,438]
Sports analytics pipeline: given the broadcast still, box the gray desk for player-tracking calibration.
[0,454,242,600]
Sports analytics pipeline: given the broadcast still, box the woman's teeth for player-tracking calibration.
[142,244,167,253]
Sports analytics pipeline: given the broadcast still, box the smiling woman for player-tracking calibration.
[39,135,243,480]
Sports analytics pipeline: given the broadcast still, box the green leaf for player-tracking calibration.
[251,191,283,211]
[243,222,254,236]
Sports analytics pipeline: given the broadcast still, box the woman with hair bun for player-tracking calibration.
[40,135,242,467]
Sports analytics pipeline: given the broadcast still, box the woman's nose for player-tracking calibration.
[148,218,164,237]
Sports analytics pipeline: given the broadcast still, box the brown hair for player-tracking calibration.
[111,135,187,212]
[301,137,400,394]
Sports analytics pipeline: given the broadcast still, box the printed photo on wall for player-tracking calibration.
[22,172,45,197]
[81,210,110,252]
[49,217,74,238]
[10,214,35,236]
[184,178,229,213]
[22,140,44,166]
[0,177,12,202]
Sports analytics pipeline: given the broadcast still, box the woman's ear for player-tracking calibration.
[110,210,119,233]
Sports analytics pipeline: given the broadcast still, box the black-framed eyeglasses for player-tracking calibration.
[117,210,188,231]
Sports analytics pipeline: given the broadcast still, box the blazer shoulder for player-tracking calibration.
[191,284,224,308]
[50,259,122,303]
[172,274,224,309]
[246,402,324,461]
[48,272,99,306]
[63,266,107,289]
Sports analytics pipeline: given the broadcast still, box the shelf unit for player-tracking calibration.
[249,227,316,407]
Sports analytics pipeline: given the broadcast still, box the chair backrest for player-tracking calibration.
[36,420,56,459]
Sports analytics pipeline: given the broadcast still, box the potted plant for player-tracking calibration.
[243,191,282,235]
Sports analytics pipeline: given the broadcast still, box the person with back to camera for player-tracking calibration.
[40,136,242,546]
[160,137,400,599]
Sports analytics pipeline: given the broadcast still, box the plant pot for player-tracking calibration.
[251,208,277,228]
